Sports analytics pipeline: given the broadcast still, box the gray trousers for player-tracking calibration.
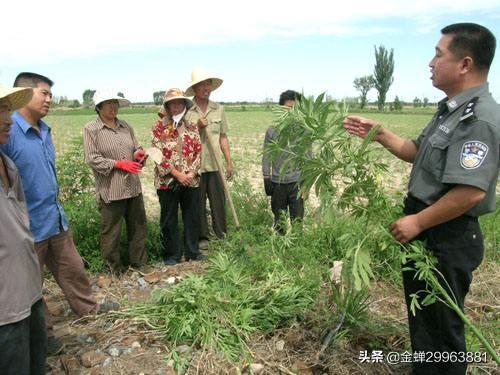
[99,194,148,271]
[199,172,226,240]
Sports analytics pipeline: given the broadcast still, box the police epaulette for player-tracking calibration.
[460,96,479,122]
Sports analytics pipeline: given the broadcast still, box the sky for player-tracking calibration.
[1,0,499,104]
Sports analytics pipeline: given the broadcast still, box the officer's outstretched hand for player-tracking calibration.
[390,215,422,243]
[343,116,381,141]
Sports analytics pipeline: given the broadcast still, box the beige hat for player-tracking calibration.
[93,90,131,108]
[0,86,33,110]
[185,68,223,96]
[158,88,193,118]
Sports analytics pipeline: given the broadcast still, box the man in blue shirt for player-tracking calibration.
[0,72,117,356]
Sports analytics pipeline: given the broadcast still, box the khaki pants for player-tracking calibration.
[199,172,226,240]
[35,229,97,336]
[99,194,148,272]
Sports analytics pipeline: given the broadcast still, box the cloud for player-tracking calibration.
[2,0,498,65]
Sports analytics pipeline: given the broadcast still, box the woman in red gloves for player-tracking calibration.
[151,88,205,265]
[83,90,148,274]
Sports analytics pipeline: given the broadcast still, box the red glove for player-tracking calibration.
[134,149,146,162]
[115,160,142,174]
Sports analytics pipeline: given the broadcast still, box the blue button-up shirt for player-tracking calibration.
[0,112,69,242]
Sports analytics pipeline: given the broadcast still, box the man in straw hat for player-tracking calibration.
[1,73,118,357]
[185,68,233,249]
[0,85,47,373]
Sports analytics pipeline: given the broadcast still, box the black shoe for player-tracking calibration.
[47,336,65,356]
[186,254,208,262]
[164,258,178,266]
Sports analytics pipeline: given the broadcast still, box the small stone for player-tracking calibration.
[123,348,135,355]
[91,284,100,292]
[47,301,66,317]
[275,339,285,351]
[292,361,313,375]
[108,347,121,357]
[131,341,141,348]
[330,261,343,284]
[166,277,176,285]
[137,277,148,288]
[60,355,80,374]
[103,358,113,367]
[97,275,112,288]
[249,363,264,375]
[76,333,95,344]
[175,344,192,355]
[121,335,142,346]
[144,271,164,284]
[80,350,106,368]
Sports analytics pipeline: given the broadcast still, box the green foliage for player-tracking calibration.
[393,96,403,111]
[373,45,395,111]
[353,75,375,109]
[82,89,96,106]
[121,249,319,361]
[153,90,165,105]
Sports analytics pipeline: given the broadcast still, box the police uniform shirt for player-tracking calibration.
[408,83,500,217]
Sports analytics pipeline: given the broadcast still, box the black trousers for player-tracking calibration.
[199,172,226,240]
[271,182,304,233]
[158,187,201,261]
[0,299,47,375]
[402,195,484,375]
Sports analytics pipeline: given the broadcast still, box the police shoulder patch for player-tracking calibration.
[460,141,488,169]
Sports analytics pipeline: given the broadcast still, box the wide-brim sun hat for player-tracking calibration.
[158,88,193,118]
[93,90,131,108]
[0,86,33,110]
[185,68,223,97]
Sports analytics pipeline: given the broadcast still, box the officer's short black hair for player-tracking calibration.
[13,72,54,88]
[441,23,496,72]
[279,90,302,106]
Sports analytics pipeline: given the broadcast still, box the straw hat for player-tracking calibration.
[158,88,193,118]
[0,86,33,110]
[93,90,131,108]
[185,68,223,96]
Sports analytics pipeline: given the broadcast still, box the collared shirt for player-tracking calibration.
[83,117,143,203]
[0,112,69,242]
[0,152,42,326]
[151,116,202,189]
[409,83,500,216]
[185,100,229,173]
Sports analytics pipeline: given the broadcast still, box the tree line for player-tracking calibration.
[53,45,430,110]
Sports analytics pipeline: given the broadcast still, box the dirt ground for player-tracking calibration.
[43,253,498,375]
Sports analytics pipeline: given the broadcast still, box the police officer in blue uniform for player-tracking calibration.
[344,23,499,375]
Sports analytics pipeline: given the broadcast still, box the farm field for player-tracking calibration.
[42,108,498,374]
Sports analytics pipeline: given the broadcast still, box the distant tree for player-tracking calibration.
[153,91,165,105]
[423,97,429,107]
[413,97,422,108]
[262,96,274,110]
[393,96,403,111]
[373,45,395,111]
[117,92,124,98]
[82,89,96,106]
[353,75,375,109]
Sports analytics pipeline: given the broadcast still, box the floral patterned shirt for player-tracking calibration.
[151,117,202,190]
